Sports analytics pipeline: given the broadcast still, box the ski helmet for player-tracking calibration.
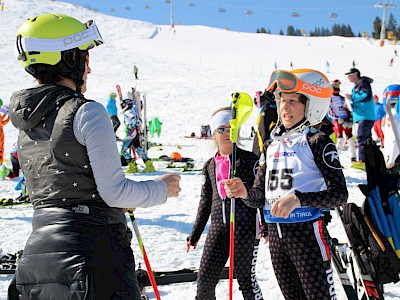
[16,13,103,91]
[170,152,182,162]
[382,84,400,106]
[109,92,117,99]
[331,79,341,95]
[121,99,134,110]
[266,69,332,127]
[0,99,3,106]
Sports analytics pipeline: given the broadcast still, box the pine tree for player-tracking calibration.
[387,13,397,38]
[287,25,296,36]
[373,16,382,39]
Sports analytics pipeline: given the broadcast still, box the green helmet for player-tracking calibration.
[16,13,103,90]
[0,99,3,106]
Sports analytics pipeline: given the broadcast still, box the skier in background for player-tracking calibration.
[133,64,139,79]
[120,99,155,173]
[0,99,10,166]
[223,69,348,300]
[345,67,375,170]
[329,79,357,163]
[106,92,121,139]
[186,107,264,300]
[373,94,386,148]
[9,13,181,299]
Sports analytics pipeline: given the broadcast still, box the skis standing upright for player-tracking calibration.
[336,207,386,300]
[116,84,123,103]
[142,93,148,153]
[132,87,146,154]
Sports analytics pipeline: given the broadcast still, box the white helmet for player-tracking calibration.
[267,69,332,126]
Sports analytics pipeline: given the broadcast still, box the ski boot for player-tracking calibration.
[184,162,195,171]
[142,160,155,173]
[126,161,138,174]
[351,161,365,170]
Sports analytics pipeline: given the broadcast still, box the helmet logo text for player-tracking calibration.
[63,32,90,47]
[302,83,322,94]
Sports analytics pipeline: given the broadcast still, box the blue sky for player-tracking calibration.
[63,0,396,35]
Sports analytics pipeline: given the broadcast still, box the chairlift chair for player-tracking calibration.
[245,10,253,16]
[329,13,338,20]
[218,7,226,13]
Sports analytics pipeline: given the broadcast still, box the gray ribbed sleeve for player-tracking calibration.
[73,101,167,208]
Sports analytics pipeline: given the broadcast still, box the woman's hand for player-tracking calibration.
[160,174,181,198]
[186,238,198,252]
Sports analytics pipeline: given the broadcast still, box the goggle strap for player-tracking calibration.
[20,20,103,52]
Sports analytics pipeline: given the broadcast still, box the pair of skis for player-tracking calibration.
[329,208,386,300]
[116,85,148,156]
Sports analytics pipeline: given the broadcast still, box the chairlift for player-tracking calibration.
[218,7,225,13]
[329,13,338,20]
[110,8,115,12]
[165,0,171,3]
[144,5,150,10]
[245,10,253,16]
[292,10,300,18]
[188,2,194,7]
[125,6,131,11]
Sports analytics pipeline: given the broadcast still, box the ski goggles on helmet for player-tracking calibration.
[17,19,103,59]
[266,70,332,98]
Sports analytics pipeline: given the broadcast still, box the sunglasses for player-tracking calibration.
[266,70,332,98]
[216,127,230,134]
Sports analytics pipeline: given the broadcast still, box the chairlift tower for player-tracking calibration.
[170,0,175,28]
[374,0,396,46]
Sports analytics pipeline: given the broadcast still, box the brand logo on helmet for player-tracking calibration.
[63,31,90,47]
[302,83,322,94]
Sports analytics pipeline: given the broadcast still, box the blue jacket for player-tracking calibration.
[374,102,386,121]
[351,77,375,123]
[106,97,118,116]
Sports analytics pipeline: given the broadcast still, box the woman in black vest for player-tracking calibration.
[9,13,181,299]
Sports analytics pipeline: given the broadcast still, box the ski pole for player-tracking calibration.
[127,209,161,300]
[228,92,253,300]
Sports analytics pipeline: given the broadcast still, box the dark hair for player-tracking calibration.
[34,68,64,84]
[298,94,308,105]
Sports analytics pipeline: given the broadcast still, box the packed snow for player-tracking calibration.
[0,0,399,299]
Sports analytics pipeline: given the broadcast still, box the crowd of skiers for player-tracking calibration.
[2,11,400,300]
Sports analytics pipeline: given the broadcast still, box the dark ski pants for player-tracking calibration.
[268,219,336,300]
[110,115,121,133]
[196,226,263,300]
[356,120,374,162]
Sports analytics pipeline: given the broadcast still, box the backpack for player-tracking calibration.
[342,202,400,285]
